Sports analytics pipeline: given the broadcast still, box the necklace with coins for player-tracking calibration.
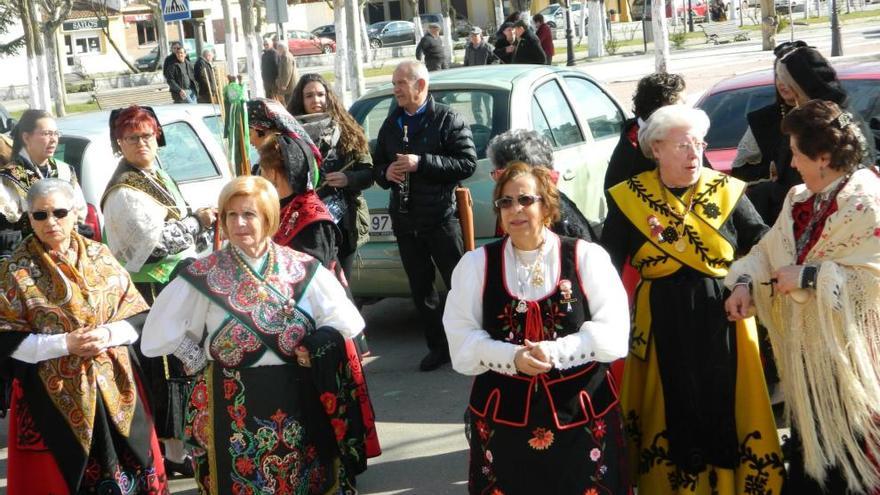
[513,239,545,313]
[658,169,698,253]
[230,244,298,314]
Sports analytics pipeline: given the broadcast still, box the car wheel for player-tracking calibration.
[322,44,333,54]
[370,38,382,49]
[548,20,557,28]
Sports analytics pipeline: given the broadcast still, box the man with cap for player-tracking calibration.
[510,19,546,65]
[415,23,446,72]
[493,22,515,64]
[463,26,497,124]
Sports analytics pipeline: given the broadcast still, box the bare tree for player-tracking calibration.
[220,0,238,75]
[334,0,349,104]
[90,0,140,72]
[17,0,52,109]
[39,0,74,116]
[409,0,423,46]
[651,0,670,71]
[144,0,170,63]
[0,2,25,56]
[346,0,365,98]
[240,0,264,98]
[760,0,776,49]
[493,0,504,27]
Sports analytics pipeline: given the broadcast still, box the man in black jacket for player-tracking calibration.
[166,45,198,103]
[261,38,279,99]
[193,48,217,103]
[373,61,477,371]
[511,19,546,65]
[415,23,445,71]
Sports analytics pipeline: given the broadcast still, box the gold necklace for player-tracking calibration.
[514,239,546,288]
[231,243,276,301]
[658,170,698,253]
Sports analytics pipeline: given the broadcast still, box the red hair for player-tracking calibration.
[111,105,161,142]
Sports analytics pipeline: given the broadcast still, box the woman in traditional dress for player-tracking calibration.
[725,99,880,495]
[0,109,89,257]
[0,178,168,494]
[602,104,784,495]
[289,73,374,278]
[142,176,373,494]
[101,104,216,475]
[444,162,631,494]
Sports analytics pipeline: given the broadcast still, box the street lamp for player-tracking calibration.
[566,3,575,65]
[688,0,695,31]
[830,0,842,55]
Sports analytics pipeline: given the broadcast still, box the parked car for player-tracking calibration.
[775,0,806,13]
[631,0,709,21]
[311,24,336,42]
[285,29,336,55]
[695,60,880,172]
[135,39,198,72]
[348,65,628,297]
[368,20,416,48]
[53,104,233,238]
[536,3,586,28]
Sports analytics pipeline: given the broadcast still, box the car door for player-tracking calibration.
[389,22,407,45]
[562,75,626,224]
[305,33,322,55]
[529,78,592,221]
[156,119,227,209]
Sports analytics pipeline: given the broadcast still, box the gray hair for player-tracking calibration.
[395,60,430,85]
[274,40,287,50]
[201,48,214,57]
[638,104,710,160]
[25,178,75,211]
[487,129,554,170]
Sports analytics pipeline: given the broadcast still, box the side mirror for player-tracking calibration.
[870,117,880,131]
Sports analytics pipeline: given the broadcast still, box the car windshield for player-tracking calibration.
[700,78,880,149]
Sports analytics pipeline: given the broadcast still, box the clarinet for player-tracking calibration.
[398,124,411,214]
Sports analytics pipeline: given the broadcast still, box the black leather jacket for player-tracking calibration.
[373,96,477,233]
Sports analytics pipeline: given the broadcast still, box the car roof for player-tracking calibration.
[703,60,880,96]
[56,104,218,141]
[359,65,587,97]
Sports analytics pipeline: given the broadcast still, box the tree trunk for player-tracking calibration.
[411,0,422,47]
[651,0,670,72]
[494,0,504,28]
[588,0,604,57]
[43,30,66,116]
[18,0,40,109]
[20,0,51,109]
[760,0,775,50]
[148,2,169,63]
[240,0,263,98]
[346,0,365,98]
[220,0,238,75]
[334,0,350,105]
[359,2,370,63]
[440,0,454,66]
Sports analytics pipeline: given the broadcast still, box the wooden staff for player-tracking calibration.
[237,107,251,176]
[456,186,475,251]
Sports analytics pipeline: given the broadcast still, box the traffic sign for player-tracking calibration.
[161,0,191,22]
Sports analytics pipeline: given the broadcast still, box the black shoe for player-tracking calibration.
[165,456,195,478]
[419,350,450,372]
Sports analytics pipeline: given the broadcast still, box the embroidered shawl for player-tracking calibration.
[0,234,149,454]
[726,167,880,491]
[273,191,335,248]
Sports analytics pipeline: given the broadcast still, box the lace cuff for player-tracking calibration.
[152,216,200,258]
[172,337,207,375]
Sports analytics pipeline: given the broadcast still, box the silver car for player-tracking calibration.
[54,104,233,237]
[348,65,628,298]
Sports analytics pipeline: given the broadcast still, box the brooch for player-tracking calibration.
[558,279,577,312]
[647,215,665,242]
[516,300,528,313]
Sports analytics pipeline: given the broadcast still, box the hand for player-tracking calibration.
[295,345,311,368]
[66,327,110,358]
[772,265,802,295]
[724,285,754,321]
[384,164,406,184]
[179,89,187,99]
[322,172,349,189]
[392,153,419,174]
[505,45,515,53]
[523,339,550,363]
[514,343,552,376]
[195,207,218,229]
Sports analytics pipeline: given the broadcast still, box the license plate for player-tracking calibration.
[369,213,393,236]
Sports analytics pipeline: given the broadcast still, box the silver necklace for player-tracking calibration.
[513,240,545,313]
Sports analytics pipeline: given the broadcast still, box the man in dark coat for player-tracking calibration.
[161,41,181,80]
[533,13,555,64]
[415,23,445,71]
[511,19,546,65]
[193,48,217,104]
[261,38,279,99]
[373,61,477,372]
[166,44,198,103]
[493,22,515,64]
[463,26,498,66]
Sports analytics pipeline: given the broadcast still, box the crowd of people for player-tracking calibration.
[0,35,878,495]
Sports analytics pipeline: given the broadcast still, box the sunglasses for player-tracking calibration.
[494,194,542,209]
[30,208,71,221]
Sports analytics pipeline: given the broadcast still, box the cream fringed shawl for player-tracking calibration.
[725,168,880,493]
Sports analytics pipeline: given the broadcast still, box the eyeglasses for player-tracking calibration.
[30,208,71,221]
[668,139,707,154]
[122,133,155,145]
[35,130,61,138]
[494,194,542,209]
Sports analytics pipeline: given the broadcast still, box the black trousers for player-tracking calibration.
[395,219,464,353]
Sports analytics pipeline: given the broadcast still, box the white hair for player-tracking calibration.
[396,60,430,85]
[26,178,75,211]
[638,104,710,160]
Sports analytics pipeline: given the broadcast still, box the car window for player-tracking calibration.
[699,85,776,149]
[842,79,880,123]
[202,115,223,144]
[54,137,90,180]
[530,98,555,145]
[357,97,395,152]
[532,80,584,147]
[156,121,220,182]
[564,76,624,140]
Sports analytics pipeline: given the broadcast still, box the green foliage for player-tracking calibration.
[0,2,24,56]
[776,16,790,33]
[669,29,688,49]
[605,36,621,55]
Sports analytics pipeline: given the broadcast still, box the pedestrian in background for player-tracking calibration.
[274,40,299,106]
[194,48,217,104]
[533,13,555,64]
[511,19,546,65]
[373,61,477,371]
[416,23,446,72]
[162,40,182,81]
[166,44,198,103]
[260,38,279,99]
[493,22,516,64]
[463,26,498,67]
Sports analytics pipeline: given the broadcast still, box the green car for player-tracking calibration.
[348,65,629,298]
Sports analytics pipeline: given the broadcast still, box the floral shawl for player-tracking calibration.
[726,167,880,492]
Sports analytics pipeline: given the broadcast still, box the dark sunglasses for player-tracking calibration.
[494,194,542,209]
[30,208,71,221]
